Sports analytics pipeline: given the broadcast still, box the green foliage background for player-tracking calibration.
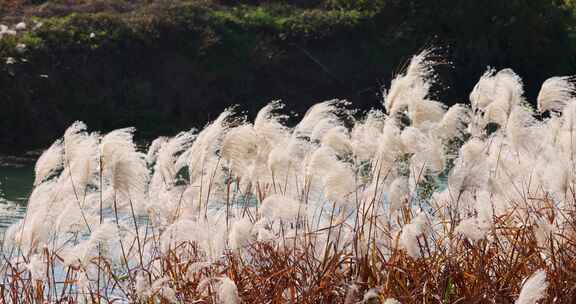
[0,0,575,152]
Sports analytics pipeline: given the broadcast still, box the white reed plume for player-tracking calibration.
[62,221,118,267]
[448,159,488,196]
[6,205,54,253]
[186,109,233,183]
[27,176,57,213]
[405,48,438,81]
[505,106,537,155]
[63,134,100,193]
[383,73,415,115]
[311,118,341,143]
[455,217,487,241]
[306,146,339,179]
[495,69,524,106]
[459,137,485,164]
[483,100,510,126]
[146,136,168,165]
[420,135,445,174]
[388,177,409,214]
[34,138,63,185]
[25,254,45,281]
[63,121,89,165]
[294,99,348,138]
[539,159,570,204]
[558,102,576,164]
[408,98,446,129]
[255,221,276,242]
[100,127,137,167]
[351,110,385,161]
[537,76,576,113]
[260,194,304,220]
[323,165,356,207]
[515,269,548,304]
[160,217,227,261]
[268,136,309,183]
[221,124,259,179]
[85,219,119,243]
[483,69,525,126]
[436,104,471,139]
[160,218,207,249]
[61,122,100,191]
[475,190,495,228]
[155,130,195,186]
[54,199,100,234]
[108,151,149,212]
[100,128,150,211]
[254,100,289,144]
[561,101,576,132]
[399,211,429,258]
[382,117,405,151]
[218,277,240,304]
[534,116,562,153]
[384,49,438,115]
[470,68,497,110]
[534,217,555,250]
[400,127,426,154]
[401,127,445,176]
[374,118,405,175]
[362,288,379,303]
[6,180,59,252]
[229,217,253,251]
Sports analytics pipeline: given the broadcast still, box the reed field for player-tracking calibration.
[2,49,574,303]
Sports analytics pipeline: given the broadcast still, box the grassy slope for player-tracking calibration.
[0,1,392,152]
[0,0,574,152]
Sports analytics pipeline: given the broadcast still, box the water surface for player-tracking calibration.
[0,157,34,234]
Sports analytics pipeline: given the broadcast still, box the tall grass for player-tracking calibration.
[2,49,575,303]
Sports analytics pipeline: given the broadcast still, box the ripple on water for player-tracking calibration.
[0,159,35,237]
[0,200,26,237]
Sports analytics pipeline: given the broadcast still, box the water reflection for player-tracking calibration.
[0,160,34,235]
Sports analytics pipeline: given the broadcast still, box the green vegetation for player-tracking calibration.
[1,0,576,152]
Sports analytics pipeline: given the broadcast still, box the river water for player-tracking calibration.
[0,158,34,235]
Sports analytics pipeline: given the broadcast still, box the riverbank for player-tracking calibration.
[1,0,575,153]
